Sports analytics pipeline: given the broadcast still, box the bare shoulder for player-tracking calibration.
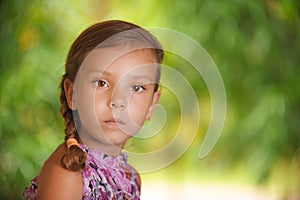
[36,144,83,200]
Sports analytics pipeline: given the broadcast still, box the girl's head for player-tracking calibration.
[60,20,164,171]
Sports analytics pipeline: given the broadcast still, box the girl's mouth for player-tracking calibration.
[104,119,125,126]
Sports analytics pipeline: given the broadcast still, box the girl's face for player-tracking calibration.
[65,47,160,153]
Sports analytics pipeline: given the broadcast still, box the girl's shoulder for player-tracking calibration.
[36,143,83,199]
[126,163,141,186]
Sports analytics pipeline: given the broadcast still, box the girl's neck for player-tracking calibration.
[78,130,124,157]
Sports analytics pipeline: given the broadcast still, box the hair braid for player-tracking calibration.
[59,79,86,171]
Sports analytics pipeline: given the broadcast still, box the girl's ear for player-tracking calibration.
[64,79,77,110]
[146,91,161,120]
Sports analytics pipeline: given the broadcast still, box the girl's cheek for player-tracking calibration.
[129,106,147,123]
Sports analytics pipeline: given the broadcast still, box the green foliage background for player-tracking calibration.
[0,0,299,199]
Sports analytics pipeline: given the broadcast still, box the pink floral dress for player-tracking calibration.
[23,144,141,200]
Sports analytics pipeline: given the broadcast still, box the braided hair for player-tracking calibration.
[59,20,164,171]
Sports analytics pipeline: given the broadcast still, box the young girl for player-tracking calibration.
[23,20,163,200]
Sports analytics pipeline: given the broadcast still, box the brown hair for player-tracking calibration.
[60,20,164,171]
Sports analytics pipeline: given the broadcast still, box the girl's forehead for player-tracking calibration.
[80,47,158,75]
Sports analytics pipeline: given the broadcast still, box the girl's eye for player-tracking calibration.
[131,85,145,93]
[97,80,109,88]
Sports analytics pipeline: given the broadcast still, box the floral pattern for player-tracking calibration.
[23,144,140,200]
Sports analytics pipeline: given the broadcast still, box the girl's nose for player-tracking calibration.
[109,98,126,109]
[107,83,128,110]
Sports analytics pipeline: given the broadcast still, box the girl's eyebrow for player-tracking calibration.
[87,69,154,83]
[127,75,154,83]
[87,69,112,76]
[88,69,152,79]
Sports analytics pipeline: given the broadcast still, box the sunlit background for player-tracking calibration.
[0,0,299,199]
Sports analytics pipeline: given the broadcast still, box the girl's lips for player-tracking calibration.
[104,119,125,126]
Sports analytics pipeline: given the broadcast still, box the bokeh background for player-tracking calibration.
[0,0,299,199]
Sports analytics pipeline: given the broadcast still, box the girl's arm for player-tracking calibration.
[36,144,83,200]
